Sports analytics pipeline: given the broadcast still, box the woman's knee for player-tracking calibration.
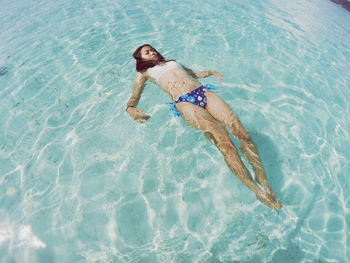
[225,116,249,140]
[235,127,250,141]
[203,129,237,156]
[204,131,218,146]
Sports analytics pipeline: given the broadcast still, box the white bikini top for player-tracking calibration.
[147,61,183,83]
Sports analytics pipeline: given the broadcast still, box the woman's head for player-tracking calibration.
[133,44,165,72]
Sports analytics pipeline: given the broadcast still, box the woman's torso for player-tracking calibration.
[147,61,201,100]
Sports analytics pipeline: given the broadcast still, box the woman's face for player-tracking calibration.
[140,46,158,61]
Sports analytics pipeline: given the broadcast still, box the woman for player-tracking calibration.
[126,44,282,210]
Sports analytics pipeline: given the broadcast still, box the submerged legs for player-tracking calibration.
[205,130,282,210]
[177,101,282,210]
[204,130,282,209]
[205,91,282,209]
[239,139,275,197]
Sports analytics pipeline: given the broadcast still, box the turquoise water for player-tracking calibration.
[1,0,350,262]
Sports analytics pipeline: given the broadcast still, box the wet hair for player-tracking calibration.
[133,44,166,72]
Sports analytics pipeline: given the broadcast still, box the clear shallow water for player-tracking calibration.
[0,0,350,262]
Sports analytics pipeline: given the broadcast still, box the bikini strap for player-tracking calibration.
[166,102,181,117]
[202,83,218,92]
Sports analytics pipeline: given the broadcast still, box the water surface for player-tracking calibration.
[0,0,350,262]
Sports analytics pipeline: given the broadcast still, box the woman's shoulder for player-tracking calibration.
[135,71,149,82]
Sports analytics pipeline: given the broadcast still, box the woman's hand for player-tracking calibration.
[127,107,151,123]
[210,71,224,82]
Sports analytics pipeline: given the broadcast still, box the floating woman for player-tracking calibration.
[126,44,282,210]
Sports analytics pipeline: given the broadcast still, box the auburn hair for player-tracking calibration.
[133,44,169,72]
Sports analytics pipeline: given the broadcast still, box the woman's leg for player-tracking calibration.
[175,102,281,209]
[205,91,281,207]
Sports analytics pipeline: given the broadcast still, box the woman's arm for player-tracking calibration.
[126,72,151,122]
[183,66,224,82]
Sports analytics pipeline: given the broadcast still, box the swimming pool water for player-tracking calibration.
[1,0,350,262]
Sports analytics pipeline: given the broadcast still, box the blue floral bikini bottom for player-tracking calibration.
[166,83,217,117]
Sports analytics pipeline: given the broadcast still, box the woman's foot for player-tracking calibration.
[256,193,282,210]
[266,189,276,200]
